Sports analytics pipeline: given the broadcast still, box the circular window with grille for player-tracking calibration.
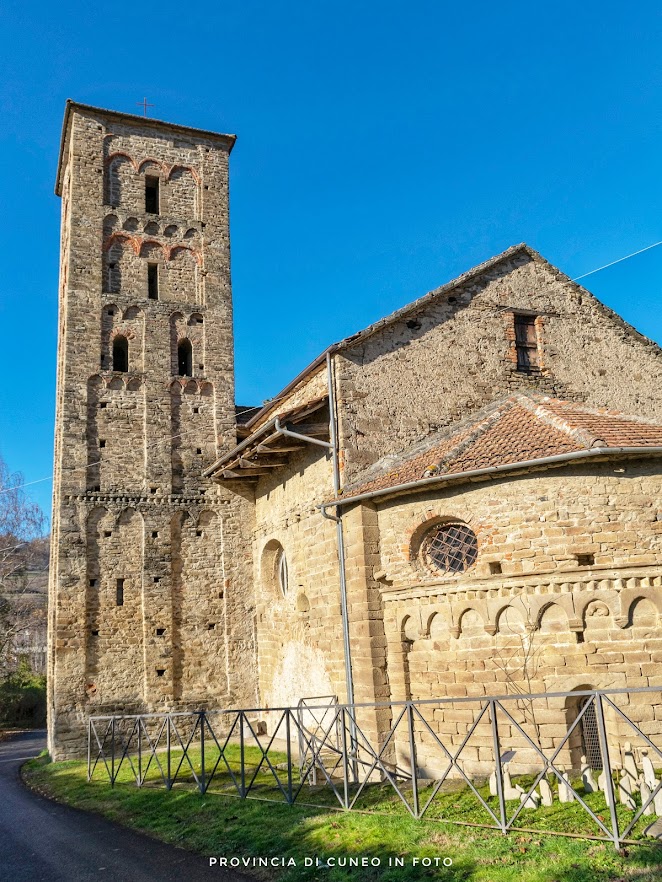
[421,523,478,575]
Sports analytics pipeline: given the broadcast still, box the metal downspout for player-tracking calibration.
[323,352,355,712]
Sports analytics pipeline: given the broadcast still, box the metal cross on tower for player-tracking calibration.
[136,97,154,117]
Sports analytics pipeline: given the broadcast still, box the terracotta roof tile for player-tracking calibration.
[347,394,662,496]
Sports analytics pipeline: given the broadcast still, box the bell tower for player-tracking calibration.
[48,102,255,759]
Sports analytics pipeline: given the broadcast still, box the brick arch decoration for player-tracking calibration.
[116,507,144,528]
[494,604,527,636]
[450,603,487,639]
[138,158,168,176]
[105,154,139,207]
[103,234,201,263]
[196,510,218,530]
[139,239,167,260]
[576,594,620,629]
[627,595,662,626]
[123,304,144,320]
[425,609,451,642]
[167,164,201,185]
[103,214,120,234]
[106,151,139,173]
[104,232,140,255]
[169,244,202,266]
[535,600,572,632]
[399,612,420,642]
[109,326,137,342]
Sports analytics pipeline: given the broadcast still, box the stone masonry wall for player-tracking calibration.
[369,458,662,774]
[251,445,345,724]
[336,252,662,484]
[48,106,256,759]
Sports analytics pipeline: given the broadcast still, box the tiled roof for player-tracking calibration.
[346,394,662,496]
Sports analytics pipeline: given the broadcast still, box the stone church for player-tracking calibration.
[48,101,662,761]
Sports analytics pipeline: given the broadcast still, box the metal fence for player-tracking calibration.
[87,686,662,849]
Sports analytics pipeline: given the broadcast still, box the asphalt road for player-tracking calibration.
[0,730,248,882]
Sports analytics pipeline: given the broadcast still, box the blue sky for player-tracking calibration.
[1,0,662,518]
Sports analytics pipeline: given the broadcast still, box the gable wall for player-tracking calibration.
[336,252,662,484]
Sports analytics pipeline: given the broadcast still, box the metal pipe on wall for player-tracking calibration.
[323,351,355,712]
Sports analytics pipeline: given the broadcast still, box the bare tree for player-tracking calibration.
[491,599,547,749]
[0,456,46,675]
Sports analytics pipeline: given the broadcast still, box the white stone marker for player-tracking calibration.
[581,755,597,794]
[539,779,553,807]
[558,767,574,803]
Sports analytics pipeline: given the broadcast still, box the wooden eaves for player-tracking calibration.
[204,396,330,482]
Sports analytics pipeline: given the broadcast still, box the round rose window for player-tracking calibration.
[422,523,478,574]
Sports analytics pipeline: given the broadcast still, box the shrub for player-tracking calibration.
[0,659,46,727]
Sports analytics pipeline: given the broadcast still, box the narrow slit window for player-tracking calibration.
[514,314,540,372]
[112,336,129,372]
[145,176,159,213]
[147,263,159,300]
[178,339,193,377]
[116,578,124,606]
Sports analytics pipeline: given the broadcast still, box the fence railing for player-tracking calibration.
[87,686,662,849]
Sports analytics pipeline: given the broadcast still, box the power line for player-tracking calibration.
[0,427,202,498]
[0,391,297,499]
[571,240,662,282]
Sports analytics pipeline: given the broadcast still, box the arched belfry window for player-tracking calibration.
[178,339,193,377]
[113,336,129,373]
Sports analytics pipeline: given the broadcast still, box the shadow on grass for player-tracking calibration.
[23,755,662,882]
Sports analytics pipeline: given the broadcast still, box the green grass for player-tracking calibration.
[22,747,662,882]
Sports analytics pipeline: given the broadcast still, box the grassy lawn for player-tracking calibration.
[22,746,662,882]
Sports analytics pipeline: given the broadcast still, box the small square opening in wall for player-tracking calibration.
[91,629,99,637]
[156,668,166,677]
[89,578,98,588]
[156,628,166,636]
[218,591,224,600]
[577,553,595,567]
[207,623,216,630]
[104,531,112,538]
[99,439,106,449]
[94,486,101,493]
[151,531,159,539]
[99,402,107,409]
[198,364,204,370]
[489,562,502,575]
[196,448,202,455]
[196,530,203,537]
[193,407,199,414]
[153,576,160,583]
[150,487,157,495]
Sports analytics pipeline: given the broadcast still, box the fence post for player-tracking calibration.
[490,700,507,835]
[87,719,92,781]
[111,717,116,787]
[286,711,293,804]
[166,715,172,790]
[406,702,420,819]
[199,711,206,794]
[137,718,142,786]
[239,711,246,798]
[594,692,621,850]
[340,707,350,810]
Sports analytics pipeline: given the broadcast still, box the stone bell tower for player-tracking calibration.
[48,101,255,759]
